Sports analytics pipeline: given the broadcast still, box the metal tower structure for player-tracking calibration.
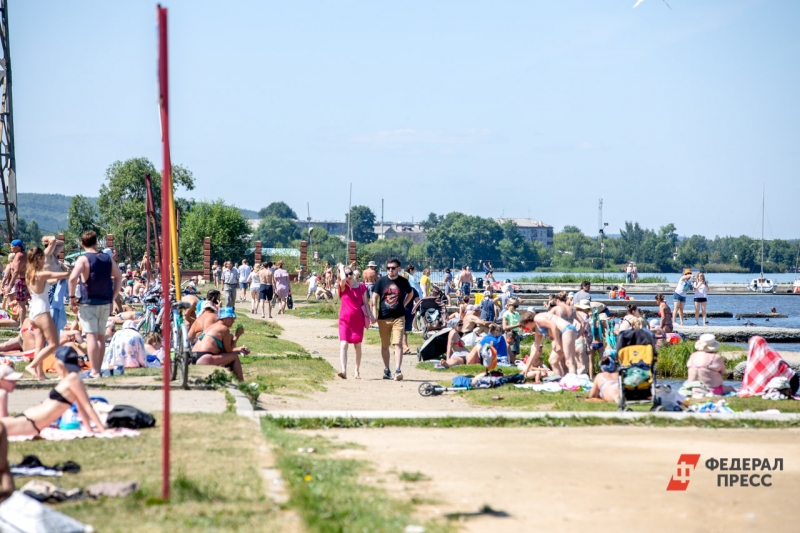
[0,0,16,242]
[598,198,608,285]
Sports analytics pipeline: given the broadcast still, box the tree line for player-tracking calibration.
[53,157,798,273]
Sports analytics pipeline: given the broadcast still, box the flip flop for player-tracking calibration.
[337,372,346,379]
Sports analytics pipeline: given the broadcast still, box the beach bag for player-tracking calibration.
[287,293,294,309]
[106,405,155,429]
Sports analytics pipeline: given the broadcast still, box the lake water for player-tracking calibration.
[492,271,800,284]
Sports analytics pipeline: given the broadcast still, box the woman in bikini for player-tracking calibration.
[589,356,620,403]
[190,307,248,381]
[187,290,221,343]
[0,346,106,436]
[23,247,71,380]
[550,293,579,375]
[655,294,673,333]
[517,309,562,377]
[0,317,39,358]
[436,321,473,368]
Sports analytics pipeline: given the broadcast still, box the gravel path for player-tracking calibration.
[238,306,489,413]
[9,388,227,413]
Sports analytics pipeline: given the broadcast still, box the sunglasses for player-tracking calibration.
[345,272,353,277]
[456,322,464,327]
[387,266,398,270]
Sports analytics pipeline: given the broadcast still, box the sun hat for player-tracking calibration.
[684,268,692,275]
[218,307,237,320]
[367,261,377,267]
[55,345,82,373]
[465,304,475,313]
[0,364,23,381]
[590,301,606,311]
[649,318,659,329]
[694,333,720,353]
[575,299,591,311]
[122,320,137,330]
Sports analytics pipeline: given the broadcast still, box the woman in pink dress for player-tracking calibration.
[337,263,373,379]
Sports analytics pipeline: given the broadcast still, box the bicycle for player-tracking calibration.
[170,300,192,390]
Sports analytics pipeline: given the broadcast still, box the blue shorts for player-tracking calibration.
[461,282,471,296]
[240,282,248,290]
[673,293,686,303]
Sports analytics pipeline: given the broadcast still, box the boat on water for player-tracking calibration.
[749,187,776,294]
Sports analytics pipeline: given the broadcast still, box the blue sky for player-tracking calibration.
[11,0,800,239]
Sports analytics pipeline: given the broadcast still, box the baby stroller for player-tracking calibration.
[412,289,448,338]
[615,328,659,411]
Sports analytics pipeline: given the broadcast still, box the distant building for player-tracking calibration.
[494,218,553,248]
[375,222,427,244]
[294,219,348,237]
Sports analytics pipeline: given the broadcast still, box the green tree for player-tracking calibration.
[179,200,251,267]
[254,216,299,248]
[424,213,502,266]
[258,202,297,220]
[96,157,194,263]
[346,205,377,244]
[15,218,42,250]
[420,212,444,230]
[67,195,101,243]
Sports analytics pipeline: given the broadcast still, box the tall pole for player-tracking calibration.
[347,183,352,241]
[157,5,172,501]
[761,185,765,277]
[381,198,384,239]
[0,0,17,242]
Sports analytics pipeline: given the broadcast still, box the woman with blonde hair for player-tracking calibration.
[693,272,709,326]
[248,263,262,314]
[419,268,431,297]
[23,247,71,380]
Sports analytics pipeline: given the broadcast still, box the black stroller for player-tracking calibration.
[411,287,448,338]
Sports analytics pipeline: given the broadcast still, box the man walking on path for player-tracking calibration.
[371,258,413,381]
[238,259,252,303]
[68,230,123,377]
[221,261,239,308]
[363,261,379,297]
[459,265,473,298]
[3,239,28,323]
[257,261,275,319]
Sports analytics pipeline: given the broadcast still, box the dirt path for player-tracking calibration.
[9,389,227,413]
[316,426,800,533]
[240,307,487,412]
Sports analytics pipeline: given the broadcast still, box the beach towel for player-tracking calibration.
[9,427,140,443]
[739,336,796,398]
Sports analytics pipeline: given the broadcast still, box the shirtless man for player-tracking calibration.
[3,239,28,323]
[459,265,473,298]
[141,253,152,283]
[257,261,275,318]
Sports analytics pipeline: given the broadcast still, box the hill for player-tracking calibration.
[18,193,74,232]
[17,192,259,232]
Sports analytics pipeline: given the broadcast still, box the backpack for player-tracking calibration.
[105,405,156,429]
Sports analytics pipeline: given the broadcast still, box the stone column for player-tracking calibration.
[300,241,308,272]
[349,241,357,265]
[254,241,262,265]
[203,237,211,281]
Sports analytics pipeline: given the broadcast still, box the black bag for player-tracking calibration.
[287,293,294,309]
[106,405,156,429]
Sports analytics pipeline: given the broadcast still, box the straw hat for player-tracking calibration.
[367,261,377,267]
[575,299,591,312]
[694,333,720,353]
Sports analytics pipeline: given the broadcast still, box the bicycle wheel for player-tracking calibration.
[178,322,190,390]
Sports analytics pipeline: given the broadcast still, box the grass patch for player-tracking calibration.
[270,415,800,430]
[12,413,279,532]
[417,361,520,375]
[399,471,429,482]
[286,302,339,320]
[261,419,452,533]
[238,354,336,403]
[236,314,306,355]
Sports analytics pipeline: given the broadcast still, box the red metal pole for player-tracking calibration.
[157,5,172,501]
[145,173,151,260]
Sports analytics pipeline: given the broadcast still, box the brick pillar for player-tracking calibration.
[254,241,262,265]
[203,237,211,281]
[300,240,308,272]
[349,241,357,264]
[105,234,114,255]
[57,233,65,262]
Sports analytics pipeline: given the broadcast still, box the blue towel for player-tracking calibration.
[452,376,472,388]
[50,279,68,337]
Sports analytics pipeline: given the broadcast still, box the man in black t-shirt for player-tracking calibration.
[371,258,413,381]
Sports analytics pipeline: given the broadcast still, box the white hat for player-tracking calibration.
[102,248,113,256]
[466,304,475,313]
[575,299,591,311]
[567,292,575,299]
[483,290,491,297]
[649,318,659,329]
[367,261,377,267]
[0,365,23,381]
[694,333,720,353]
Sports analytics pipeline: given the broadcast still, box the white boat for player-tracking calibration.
[793,279,800,294]
[748,187,776,294]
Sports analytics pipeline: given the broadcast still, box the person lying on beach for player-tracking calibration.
[0,346,107,437]
[437,324,507,368]
[524,365,554,383]
[0,365,23,417]
[589,356,621,403]
[436,321,471,367]
[0,317,38,357]
[109,309,144,325]
[190,307,248,381]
